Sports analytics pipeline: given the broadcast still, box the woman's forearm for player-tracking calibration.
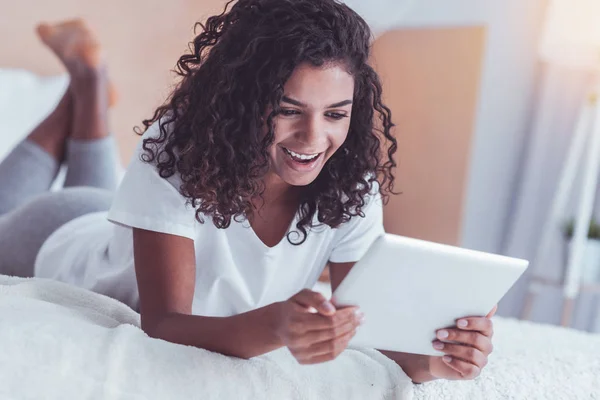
[379,350,436,384]
[145,302,284,359]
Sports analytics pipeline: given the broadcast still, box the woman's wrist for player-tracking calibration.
[253,301,284,348]
[215,302,283,358]
[379,350,437,384]
[145,304,285,359]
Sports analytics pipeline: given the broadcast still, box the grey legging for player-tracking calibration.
[0,137,118,277]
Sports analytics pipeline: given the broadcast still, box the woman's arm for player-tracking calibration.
[133,228,283,359]
[329,261,437,383]
[134,229,361,362]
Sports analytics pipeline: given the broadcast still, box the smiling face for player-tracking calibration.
[266,62,355,188]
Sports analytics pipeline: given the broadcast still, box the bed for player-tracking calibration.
[2,68,599,399]
[1,274,599,400]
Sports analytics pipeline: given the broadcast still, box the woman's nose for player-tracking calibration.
[301,115,324,143]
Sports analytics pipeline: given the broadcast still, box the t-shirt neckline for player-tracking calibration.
[241,210,302,252]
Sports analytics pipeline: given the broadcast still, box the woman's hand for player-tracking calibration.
[428,305,497,380]
[273,289,364,364]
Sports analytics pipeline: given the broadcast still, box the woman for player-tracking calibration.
[0,0,494,383]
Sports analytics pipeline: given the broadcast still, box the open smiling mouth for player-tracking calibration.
[282,147,323,165]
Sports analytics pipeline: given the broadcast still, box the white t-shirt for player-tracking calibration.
[34,122,384,316]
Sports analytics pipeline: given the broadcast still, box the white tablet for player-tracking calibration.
[331,233,528,356]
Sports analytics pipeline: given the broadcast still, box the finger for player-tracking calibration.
[307,329,355,358]
[454,316,494,337]
[292,289,336,316]
[298,353,336,365]
[430,357,464,380]
[284,302,348,337]
[297,306,362,332]
[292,318,358,347]
[486,304,498,318]
[441,355,482,379]
[296,330,355,364]
[435,329,493,354]
[432,341,488,369]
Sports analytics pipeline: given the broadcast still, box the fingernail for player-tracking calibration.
[437,330,449,339]
[354,309,364,320]
[433,342,444,350]
[321,301,335,313]
[457,319,468,328]
[443,356,452,363]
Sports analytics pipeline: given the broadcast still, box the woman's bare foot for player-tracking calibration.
[37,19,103,70]
[37,19,118,107]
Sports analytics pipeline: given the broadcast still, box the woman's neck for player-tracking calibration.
[253,172,301,210]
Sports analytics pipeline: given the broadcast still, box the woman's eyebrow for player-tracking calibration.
[327,100,352,108]
[281,96,353,108]
[281,96,306,107]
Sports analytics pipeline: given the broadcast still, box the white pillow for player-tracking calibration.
[0,68,69,161]
[0,68,123,189]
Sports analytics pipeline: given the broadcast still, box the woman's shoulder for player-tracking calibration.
[117,119,185,195]
[137,119,173,147]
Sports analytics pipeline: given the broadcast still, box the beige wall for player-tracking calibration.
[372,27,485,245]
[0,0,225,162]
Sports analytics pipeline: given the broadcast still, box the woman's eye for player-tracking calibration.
[326,112,348,120]
[281,109,301,116]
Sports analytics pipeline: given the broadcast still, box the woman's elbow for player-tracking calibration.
[140,314,166,339]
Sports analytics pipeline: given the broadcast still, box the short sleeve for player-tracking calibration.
[107,122,196,239]
[328,186,385,263]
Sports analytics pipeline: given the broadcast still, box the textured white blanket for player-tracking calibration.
[0,276,412,400]
[413,316,600,399]
[2,275,599,400]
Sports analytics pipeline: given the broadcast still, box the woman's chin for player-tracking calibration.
[278,170,321,187]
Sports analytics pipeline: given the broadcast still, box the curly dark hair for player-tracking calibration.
[137,0,397,245]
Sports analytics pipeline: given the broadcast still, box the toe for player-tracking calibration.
[36,23,52,41]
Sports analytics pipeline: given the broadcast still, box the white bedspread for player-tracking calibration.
[1,275,599,400]
[413,316,600,399]
[0,275,411,400]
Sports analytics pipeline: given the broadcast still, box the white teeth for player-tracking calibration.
[284,148,319,161]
